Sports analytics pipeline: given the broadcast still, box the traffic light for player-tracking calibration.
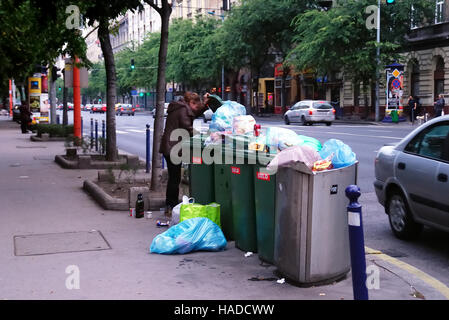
[386,0,396,5]
[58,86,62,91]
[139,92,144,97]
[98,98,102,103]
[51,66,60,81]
[131,59,135,70]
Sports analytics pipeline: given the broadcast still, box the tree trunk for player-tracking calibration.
[230,70,239,101]
[62,74,68,126]
[363,81,369,119]
[98,18,118,161]
[150,2,172,191]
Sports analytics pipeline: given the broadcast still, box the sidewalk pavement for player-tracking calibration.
[0,115,447,300]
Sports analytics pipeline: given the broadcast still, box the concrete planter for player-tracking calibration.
[83,178,166,211]
[55,153,145,170]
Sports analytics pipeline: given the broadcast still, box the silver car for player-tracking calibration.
[284,100,335,126]
[374,115,449,240]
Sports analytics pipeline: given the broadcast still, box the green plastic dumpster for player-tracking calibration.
[214,163,233,240]
[186,135,215,205]
[226,137,258,253]
[253,152,276,264]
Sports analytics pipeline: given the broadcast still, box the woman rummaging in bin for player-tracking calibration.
[160,92,210,216]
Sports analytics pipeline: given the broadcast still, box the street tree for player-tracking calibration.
[287,0,434,117]
[82,0,144,161]
[145,0,173,191]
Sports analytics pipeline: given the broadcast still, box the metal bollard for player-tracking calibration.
[146,124,151,173]
[102,120,105,154]
[90,118,94,149]
[95,119,98,152]
[162,154,165,169]
[56,114,60,125]
[346,185,369,300]
[81,116,83,137]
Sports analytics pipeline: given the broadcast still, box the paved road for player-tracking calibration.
[62,110,449,289]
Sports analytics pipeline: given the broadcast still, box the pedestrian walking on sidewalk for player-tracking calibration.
[434,94,445,118]
[19,102,32,133]
[407,96,417,123]
[159,92,209,216]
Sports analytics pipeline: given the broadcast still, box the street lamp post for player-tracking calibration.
[208,11,226,100]
[375,0,381,122]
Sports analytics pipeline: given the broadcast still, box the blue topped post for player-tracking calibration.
[95,119,98,152]
[90,118,94,150]
[346,185,369,300]
[146,124,151,173]
[102,119,105,154]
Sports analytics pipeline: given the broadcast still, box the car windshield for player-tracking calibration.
[313,102,333,109]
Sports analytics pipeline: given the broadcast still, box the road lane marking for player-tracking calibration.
[127,129,147,133]
[324,131,403,140]
[116,130,129,134]
[366,246,449,299]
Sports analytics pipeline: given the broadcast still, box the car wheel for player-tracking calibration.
[203,115,207,123]
[387,192,422,240]
[326,122,332,126]
[284,116,290,125]
[301,116,308,126]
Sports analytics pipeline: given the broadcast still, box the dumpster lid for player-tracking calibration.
[283,161,315,175]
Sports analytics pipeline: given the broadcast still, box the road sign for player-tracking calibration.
[391,79,401,89]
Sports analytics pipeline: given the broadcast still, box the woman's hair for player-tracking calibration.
[184,92,201,104]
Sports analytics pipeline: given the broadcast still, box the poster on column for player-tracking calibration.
[39,93,50,123]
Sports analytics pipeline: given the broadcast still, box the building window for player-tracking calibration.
[410,5,418,29]
[435,0,445,24]
[434,56,445,99]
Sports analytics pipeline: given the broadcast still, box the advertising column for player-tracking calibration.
[40,72,50,123]
[28,74,41,124]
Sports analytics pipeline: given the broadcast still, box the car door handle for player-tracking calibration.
[438,173,448,182]
[398,162,406,170]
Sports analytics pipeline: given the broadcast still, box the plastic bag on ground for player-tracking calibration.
[209,101,246,132]
[267,145,322,171]
[232,115,256,135]
[150,217,227,254]
[170,196,194,226]
[319,139,357,168]
[180,203,221,227]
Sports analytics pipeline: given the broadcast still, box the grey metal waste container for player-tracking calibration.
[274,161,358,286]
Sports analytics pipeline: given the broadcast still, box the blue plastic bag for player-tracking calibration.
[209,101,246,132]
[319,139,357,168]
[150,217,227,254]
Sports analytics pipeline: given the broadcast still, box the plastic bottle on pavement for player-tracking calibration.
[135,194,145,219]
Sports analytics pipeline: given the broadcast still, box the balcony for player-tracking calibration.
[406,21,449,47]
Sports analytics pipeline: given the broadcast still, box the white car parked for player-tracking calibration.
[284,100,335,126]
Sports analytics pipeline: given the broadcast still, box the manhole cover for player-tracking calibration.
[16,146,47,149]
[13,230,111,256]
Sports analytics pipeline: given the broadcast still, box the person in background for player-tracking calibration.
[434,94,445,118]
[19,101,32,133]
[159,92,209,216]
[407,95,417,123]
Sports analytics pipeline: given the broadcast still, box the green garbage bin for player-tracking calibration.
[253,152,276,264]
[214,163,233,240]
[228,142,258,253]
[391,109,399,123]
[186,135,215,205]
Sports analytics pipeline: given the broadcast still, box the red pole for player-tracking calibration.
[9,79,13,117]
[73,57,81,141]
